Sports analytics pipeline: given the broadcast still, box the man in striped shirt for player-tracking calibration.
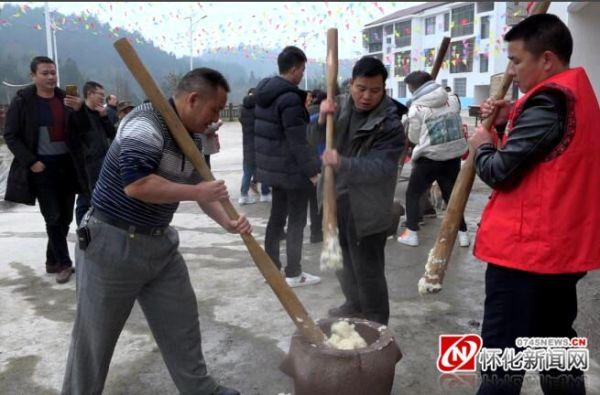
[62,68,249,395]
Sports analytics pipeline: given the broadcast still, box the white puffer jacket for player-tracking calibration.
[407,82,467,161]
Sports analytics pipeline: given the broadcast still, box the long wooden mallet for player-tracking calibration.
[396,36,450,176]
[417,1,551,295]
[113,38,326,346]
[319,28,343,271]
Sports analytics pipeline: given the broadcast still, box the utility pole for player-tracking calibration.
[44,2,54,58]
[305,65,308,90]
[52,26,60,86]
[185,14,207,71]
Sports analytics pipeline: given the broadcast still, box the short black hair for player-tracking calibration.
[30,56,55,73]
[106,94,116,105]
[504,13,572,64]
[404,71,433,91]
[277,46,307,74]
[352,56,388,81]
[311,89,327,106]
[175,67,230,98]
[83,81,104,98]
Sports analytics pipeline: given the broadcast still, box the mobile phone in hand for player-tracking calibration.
[65,84,78,97]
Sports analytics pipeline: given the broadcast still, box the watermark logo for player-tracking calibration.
[436,336,588,374]
[437,334,483,373]
[478,337,589,372]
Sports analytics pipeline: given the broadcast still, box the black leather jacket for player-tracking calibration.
[475,90,566,190]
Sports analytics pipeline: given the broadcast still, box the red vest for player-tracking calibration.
[474,68,600,274]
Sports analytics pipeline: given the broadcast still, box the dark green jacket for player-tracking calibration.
[308,94,405,238]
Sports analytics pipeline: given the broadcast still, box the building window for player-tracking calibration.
[480,16,490,39]
[363,26,383,53]
[444,13,450,32]
[479,54,489,73]
[454,78,467,97]
[394,51,411,77]
[397,82,407,98]
[425,17,436,35]
[449,38,474,73]
[394,20,411,48]
[424,48,436,68]
[384,24,394,35]
[451,4,474,37]
[506,2,529,26]
[441,79,448,88]
[477,2,494,13]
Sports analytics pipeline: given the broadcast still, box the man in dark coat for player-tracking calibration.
[310,56,405,325]
[67,81,116,225]
[238,87,270,204]
[105,93,118,126]
[3,56,84,283]
[254,46,321,287]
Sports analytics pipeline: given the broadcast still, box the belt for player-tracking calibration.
[90,207,168,237]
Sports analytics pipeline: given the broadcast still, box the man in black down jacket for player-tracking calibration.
[238,88,270,204]
[67,81,116,225]
[254,46,321,287]
[3,56,84,284]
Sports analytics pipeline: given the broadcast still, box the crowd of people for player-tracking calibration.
[2,13,598,395]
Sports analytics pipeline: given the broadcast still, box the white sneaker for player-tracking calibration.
[286,272,321,288]
[237,195,256,205]
[397,229,419,246]
[458,231,470,247]
[260,193,272,203]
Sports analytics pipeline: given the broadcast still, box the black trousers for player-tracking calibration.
[405,157,466,231]
[336,195,389,325]
[308,185,322,237]
[32,154,77,267]
[265,186,311,278]
[477,264,587,395]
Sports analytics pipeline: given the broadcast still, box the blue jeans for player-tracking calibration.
[241,164,269,196]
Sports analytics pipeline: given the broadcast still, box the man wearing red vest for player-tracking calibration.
[469,14,599,395]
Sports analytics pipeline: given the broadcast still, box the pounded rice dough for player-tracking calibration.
[326,320,368,350]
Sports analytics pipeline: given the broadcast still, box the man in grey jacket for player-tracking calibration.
[397,71,469,248]
[310,57,405,325]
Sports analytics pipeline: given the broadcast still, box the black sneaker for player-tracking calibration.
[328,302,363,319]
[46,262,61,274]
[212,386,240,395]
[422,207,437,218]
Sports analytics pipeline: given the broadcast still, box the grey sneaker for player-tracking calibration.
[56,266,74,284]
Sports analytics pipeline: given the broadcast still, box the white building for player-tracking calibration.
[362,2,600,108]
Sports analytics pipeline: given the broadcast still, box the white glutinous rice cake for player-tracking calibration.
[325,320,368,350]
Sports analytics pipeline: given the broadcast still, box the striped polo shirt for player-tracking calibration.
[91,101,203,227]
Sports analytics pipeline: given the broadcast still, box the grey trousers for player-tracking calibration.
[62,216,218,395]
